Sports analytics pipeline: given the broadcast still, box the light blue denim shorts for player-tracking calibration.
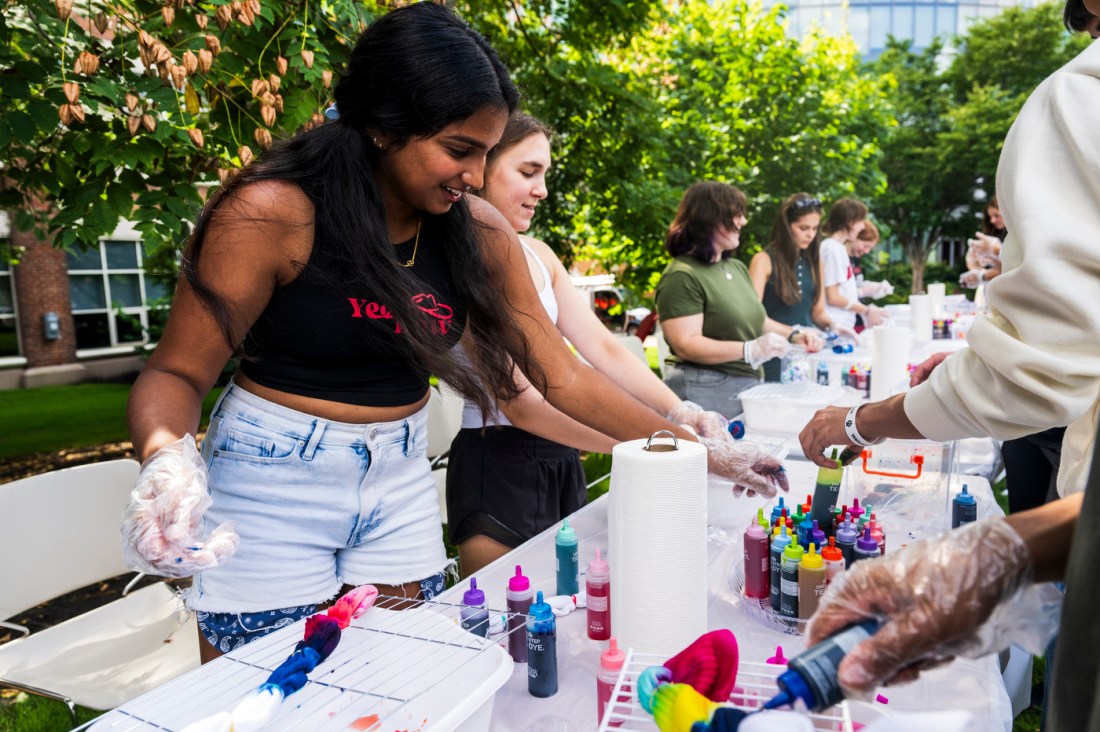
[188,381,448,614]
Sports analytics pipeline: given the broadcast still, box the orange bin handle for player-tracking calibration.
[860,450,924,480]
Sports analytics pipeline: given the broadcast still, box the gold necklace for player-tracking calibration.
[400,216,421,268]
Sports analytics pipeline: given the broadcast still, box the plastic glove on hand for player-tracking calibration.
[122,434,240,578]
[806,518,1033,696]
[864,306,887,327]
[743,332,790,369]
[667,401,731,441]
[703,438,788,498]
[959,269,984,289]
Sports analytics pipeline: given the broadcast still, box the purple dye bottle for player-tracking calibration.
[506,565,533,663]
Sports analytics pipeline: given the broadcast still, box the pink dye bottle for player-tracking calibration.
[506,565,533,663]
[597,637,626,727]
[587,549,611,640]
[744,520,770,598]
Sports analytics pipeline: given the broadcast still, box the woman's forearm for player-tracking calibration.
[1005,493,1081,583]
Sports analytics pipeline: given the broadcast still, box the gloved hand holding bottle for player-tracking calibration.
[703,438,789,498]
[666,400,732,440]
[743,332,791,369]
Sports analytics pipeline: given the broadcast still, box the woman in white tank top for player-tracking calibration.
[446,114,785,577]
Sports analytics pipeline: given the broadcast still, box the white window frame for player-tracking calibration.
[0,213,26,366]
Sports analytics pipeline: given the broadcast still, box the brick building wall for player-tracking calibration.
[11,228,77,368]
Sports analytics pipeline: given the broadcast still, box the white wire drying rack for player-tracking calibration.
[597,650,863,732]
[82,595,525,732]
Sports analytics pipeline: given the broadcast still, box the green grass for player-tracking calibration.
[0,693,102,732]
[0,383,222,461]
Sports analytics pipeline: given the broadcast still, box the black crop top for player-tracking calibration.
[239,217,467,407]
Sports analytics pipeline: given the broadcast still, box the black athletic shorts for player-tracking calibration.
[445,426,587,548]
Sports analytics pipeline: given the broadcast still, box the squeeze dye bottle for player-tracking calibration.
[851,525,880,565]
[848,498,866,524]
[770,525,792,612]
[810,449,844,531]
[835,523,859,567]
[763,620,881,712]
[597,637,626,727]
[460,578,489,638]
[822,537,845,584]
[779,541,804,618]
[506,565,533,663]
[586,549,611,640]
[527,591,558,697]
[797,543,827,620]
[556,519,579,596]
[952,485,978,529]
[771,497,787,523]
[744,520,770,599]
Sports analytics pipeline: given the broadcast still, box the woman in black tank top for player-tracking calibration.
[125,2,791,664]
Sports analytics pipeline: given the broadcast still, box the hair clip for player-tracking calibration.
[323,103,340,120]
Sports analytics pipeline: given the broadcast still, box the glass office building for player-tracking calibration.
[765,0,1035,58]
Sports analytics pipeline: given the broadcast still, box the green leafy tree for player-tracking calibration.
[0,0,382,258]
[869,2,1087,293]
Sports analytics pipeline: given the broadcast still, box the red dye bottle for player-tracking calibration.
[586,549,611,640]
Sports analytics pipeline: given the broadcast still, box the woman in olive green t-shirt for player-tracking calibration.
[655,182,823,418]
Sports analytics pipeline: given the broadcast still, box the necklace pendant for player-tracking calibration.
[404,258,414,267]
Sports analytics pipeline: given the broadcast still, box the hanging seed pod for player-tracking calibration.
[55,0,73,20]
[126,93,140,112]
[182,50,198,75]
[254,127,272,148]
[142,113,157,132]
[275,56,288,75]
[249,0,261,14]
[171,65,187,91]
[195,12,207,29]
[187,128,204,148]
[217,167,230,185]
[259,91,275,106]
[68,103,85,123]
[139,46,152,69]
[157,63,170,82]
[162,5,175,26]
[238,145,253,166]
[197,49,213,73]
[260,103,275,127]
[268,74,280,93]
[301,49,314,69]
[250,78,267,97]
[127,114,141,136]
[215,4,232,30]
[93,11,109,33]
[73,55,86,75]
[139,30,155,47]
[58,103,74,125]
[63,81,80,103]
[273,94,283,113]
[322,70,332,89]
[78,51,99,75]
[238,3,254,26]
[205,35,221,55]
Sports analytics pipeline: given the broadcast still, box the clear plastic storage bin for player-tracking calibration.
[843,439,958,540]
[738,383,843,436]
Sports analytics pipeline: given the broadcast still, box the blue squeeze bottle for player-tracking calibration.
[460,578,489,638]
[952,485,978,528]
[763,620,881,712]
[769,525,792,612]
[555,519,579,595]
[770,497,787,524]
[527,591,558,698]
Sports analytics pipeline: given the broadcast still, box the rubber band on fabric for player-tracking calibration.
[181,585,378,732]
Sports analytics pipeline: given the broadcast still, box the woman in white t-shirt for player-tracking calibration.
[820,198,886,331]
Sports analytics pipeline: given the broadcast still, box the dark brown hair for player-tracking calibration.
[857,219,879,243]
[981,194,1007,239]
[822,197,869,238]
[485,112,553,170]
[765,193,823,306]
[665,181,747,263]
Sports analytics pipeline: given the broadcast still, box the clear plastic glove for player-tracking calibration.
[858,280,894,299]
[791,329,824,353]
[864,305,887,327]
[806,518,1041,696]
[703,437,789,498]
[828,325,861,345]
[959,269,984,289]
[743,332,790,370]
[122,434,240,578]
[666,400,731,441]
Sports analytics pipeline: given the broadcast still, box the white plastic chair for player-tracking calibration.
[0,460,199,724]
[426,383,464,523]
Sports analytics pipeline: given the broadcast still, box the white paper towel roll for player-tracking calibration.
[927,282,946,318]
[608,434,708,657]
[871,326,912,401]
[909,294,933,344]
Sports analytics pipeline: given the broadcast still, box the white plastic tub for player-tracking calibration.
[739,383,843,436]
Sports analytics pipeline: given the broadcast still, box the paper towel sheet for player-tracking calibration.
[871,326,913,401]
[909,294,933,344]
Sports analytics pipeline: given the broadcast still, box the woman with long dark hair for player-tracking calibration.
[749,193,845,381]
[124,4,785,662]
